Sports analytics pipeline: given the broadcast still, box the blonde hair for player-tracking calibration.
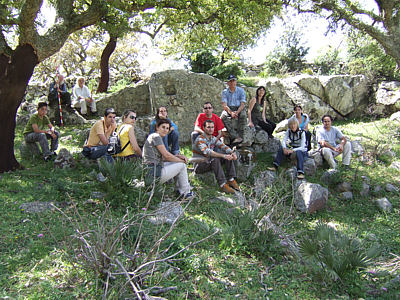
[288,117,299,127]
[76,77,85,85]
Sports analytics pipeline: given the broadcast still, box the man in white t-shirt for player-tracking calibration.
[316,114,351,170]
[72,77,97,116]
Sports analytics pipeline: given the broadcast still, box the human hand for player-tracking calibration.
[336,144,344,153]
[57,88,62,93]
[248,122,254,128]
[224,154,233,161]
[231,153,238,161]
[50,133,57,140]
[176,154,188,164]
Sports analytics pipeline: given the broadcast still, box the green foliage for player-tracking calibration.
[299,222,384,282]
[313,46,344,75]
[345,28,400,80]
[207,63,243,80]
[186,48,220,74]
[211,206,281,258]
[264,25,310,77]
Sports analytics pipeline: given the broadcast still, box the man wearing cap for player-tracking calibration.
[191,101,224,144]
[221,74,247,144]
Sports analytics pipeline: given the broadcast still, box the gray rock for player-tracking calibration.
[252,144,264,154]
[350,140,364,157]
[234,148,257,181]
[90,191,105,199]
[294,182,328,214]
[241,126,256,146]
[339,191,353,200]
[389,161,400,170]
[97,173,107,182]
[320,169,340,185]
[385,183,398,192]
[375,197,393,213]
[286,166,298,181]
[366,233,377,241]
[254,171,277,196]
[54,148,76,169]
[308,150,323,167]
[263,137,281,153]
[19,141,42,159]
[390,111,400,121]
[210,191,246,208]
[147,201,184,225]
[360,181,370,197]
[337,182,353,193]
[303,159,316,176]
[254,130,269,144]
[60,135,73,142]
[361,175,371,184]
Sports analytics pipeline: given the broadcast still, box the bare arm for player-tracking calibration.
[97,134,109,145]
[32,124,48,134]
[319,140,336,151]
[262,101,267,123]
[128,127,142,156]
[156,144,186,163]
[222,102,233,116]
[194,125,204,134]
[237,102,245,114]
[248,97,256,127]
[216,130,223,140]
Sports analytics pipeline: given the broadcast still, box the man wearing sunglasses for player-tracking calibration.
[191,102,224,144]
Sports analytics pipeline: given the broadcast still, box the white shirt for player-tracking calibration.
[73,85,91,100]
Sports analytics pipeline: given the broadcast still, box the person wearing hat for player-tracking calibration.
[221,74,247,144]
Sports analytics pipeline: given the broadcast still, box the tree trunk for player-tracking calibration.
[0,45,38,173]
[96,36,117,93]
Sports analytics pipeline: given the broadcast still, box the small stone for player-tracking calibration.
[90,191,105,199]
[366,233,377,241]
[97,173,107,182]
[320,169,340,185]
[389,161,400,170]
[373,185,383,193]
[337,182,352,192]
[360,182,370,197]
[375,197,393,213]
[385,183,398,192]
[60,135,73,142]
[339,191,353,200]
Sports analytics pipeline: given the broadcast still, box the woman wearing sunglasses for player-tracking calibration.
[115,109,142,161]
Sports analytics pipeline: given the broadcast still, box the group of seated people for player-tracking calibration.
[24,74,351,199]
[47,75,97,125]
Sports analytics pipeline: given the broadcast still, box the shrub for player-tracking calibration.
[207,63,243,80]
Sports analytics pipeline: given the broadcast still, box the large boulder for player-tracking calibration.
[148,70,226,143]
[375,81,400,113]
[294,182,328,214]
[54,148,76,169]
[254,170,277,197]
[19,141,42,159]
[234,148,257,181]
[96,81,151,116]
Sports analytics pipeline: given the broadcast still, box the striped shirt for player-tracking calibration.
[193,134,232,158]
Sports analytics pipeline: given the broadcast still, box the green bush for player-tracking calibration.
[186,48,219,74]
[207,63,243,80]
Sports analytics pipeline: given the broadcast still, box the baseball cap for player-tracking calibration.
[227,74,237,81]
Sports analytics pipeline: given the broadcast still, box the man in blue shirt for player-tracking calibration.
[221,75,246,144]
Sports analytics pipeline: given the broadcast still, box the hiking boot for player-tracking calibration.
[297,173,305,179]
[220,183,235,194]
[228,179,239,190]
[181,191,196,201]
[267,166,277,171]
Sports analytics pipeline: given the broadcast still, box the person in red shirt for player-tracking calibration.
[191,102,224,143]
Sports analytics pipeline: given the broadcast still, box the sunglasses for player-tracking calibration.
[203,107,213,110]
[129,115,137,120]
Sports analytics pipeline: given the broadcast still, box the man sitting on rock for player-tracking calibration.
[193,120,239,194]
[221,74,247,145]
[82,108,117,163]
[191,102,224,144]
[23,102,59,161]
[316,114,351,170]
[72,77,97,117]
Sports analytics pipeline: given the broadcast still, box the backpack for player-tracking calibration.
[289,129,311,151]
[107,125,131,155]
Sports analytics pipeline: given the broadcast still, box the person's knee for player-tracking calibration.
[170,129,179,138]
[38,133,47,140]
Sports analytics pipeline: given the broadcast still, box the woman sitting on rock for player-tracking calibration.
[268,118,308,179]
[290,105,311,151]
[149,106,180,155]
[143,118,195,200]
[115,109,142,161]
[248,86,276,138]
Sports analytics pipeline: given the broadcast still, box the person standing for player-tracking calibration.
[191,101,224,143]
[72,77,97,117]
[82,108,117,163]
[23,102,59,161]
[221,74,246,144]
[316,114,351,170]
[48,74,73,125]
[248,86,276,138]
[193,120,239,194]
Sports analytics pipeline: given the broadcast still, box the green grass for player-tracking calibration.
[2,117,400,299]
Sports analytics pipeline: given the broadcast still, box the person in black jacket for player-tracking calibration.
[48,74,73,125]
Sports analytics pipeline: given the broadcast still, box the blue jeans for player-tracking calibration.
[25,132,59,157]
[274,146,308,174]
[82,145,114,163]
[163,129,180,155]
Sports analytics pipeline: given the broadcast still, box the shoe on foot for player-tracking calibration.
[228,179,239,190]
[267,166,277,171]
[181,191,196,201]
[232,137,243,144]
[220,183,235,194]
[297,173,305,179]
